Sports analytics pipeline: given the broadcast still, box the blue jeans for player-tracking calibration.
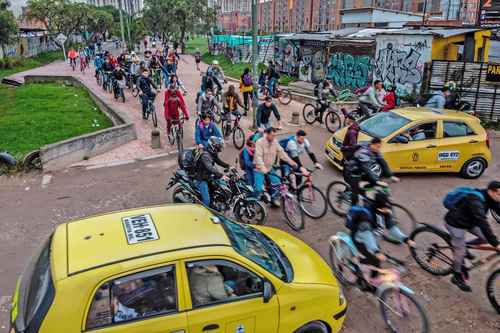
[268,78,277,96]
[254,171,281,200]
[195,180,210,206]
[244,168,255,189]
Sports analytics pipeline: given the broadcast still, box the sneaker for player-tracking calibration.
[271,199,281,208]
[461,265,470,282]
[451,273,472,292]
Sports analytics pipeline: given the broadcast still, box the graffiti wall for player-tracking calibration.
[326,41,375,91]
[374,34,433,97]
[274,37,299,77]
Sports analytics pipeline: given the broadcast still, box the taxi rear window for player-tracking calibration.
[360,112,411,138]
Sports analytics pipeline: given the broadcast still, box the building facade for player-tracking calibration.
[87,0,144,15]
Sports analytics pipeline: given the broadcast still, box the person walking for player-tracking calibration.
[240,68,253,114]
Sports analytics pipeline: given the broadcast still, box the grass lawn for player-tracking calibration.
[201,52,297,85]
[185,36,209,55]
[0,50,64,80]
[0,83,112,157]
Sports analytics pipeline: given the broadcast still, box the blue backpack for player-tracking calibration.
[443,187,484,210]
[345,206,373,231]
[279,135,295,151]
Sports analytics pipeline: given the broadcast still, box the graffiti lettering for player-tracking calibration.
[375,43,423,87]
[326,53,372,90]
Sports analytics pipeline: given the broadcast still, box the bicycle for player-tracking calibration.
[409,223,500,313]
[302,100,343,133]
[141,94,158,127]
[287,167,328,219]
[329,232,429,332]
[70,58,76,71]
[258,83,292,105]
[267,170,306,231]
[0,150,42,175]
[96,70,103,86]
[152,68,162,87]
[167,115,185,152]
[327,182,417,243]
[221,110,245,150]
[102,71,113,93]
[113,78,126,103]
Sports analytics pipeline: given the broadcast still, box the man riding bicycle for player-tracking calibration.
[197,89,218,119]
[195,113,223,148]
[344,137,399,205]
[444,181,500,292]
[279,130,322,188]
[164,79,189,137]
[101,57,115,91]
[112,64,127,99]
[207,60,225,87]
[313,78,337,123]
[359,80,385,117]
[222,85,245,121]
[137,68,158,119]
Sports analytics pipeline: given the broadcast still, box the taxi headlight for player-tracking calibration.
[338,287,346,306]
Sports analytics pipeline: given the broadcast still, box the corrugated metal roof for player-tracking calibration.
[286,33,332,41]
[376,28,482,38]
[428,28,482,38]
[347,28,407,38]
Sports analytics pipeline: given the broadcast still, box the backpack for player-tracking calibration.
[242,73,252,86]
[179,149,201,174]
[279,135,295,151]
[443,187,485,210]
[345,206,373,231]
[417,93,437,107]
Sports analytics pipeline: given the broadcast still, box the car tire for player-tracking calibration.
[294,321,328,333]
[460,158,486,179]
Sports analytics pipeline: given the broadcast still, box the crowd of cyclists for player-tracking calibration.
[67,38,499,315]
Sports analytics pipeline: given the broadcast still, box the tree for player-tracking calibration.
[0,0,18,59]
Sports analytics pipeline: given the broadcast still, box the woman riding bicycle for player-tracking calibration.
[164,79,189,137]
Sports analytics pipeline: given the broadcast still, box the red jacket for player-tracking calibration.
[382,92,396,112]
[164,90,189,119]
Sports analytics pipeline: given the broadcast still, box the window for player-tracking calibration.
[443,121,475,138]
[187,260,263,308]
[86,266,177,330]
[401,122,437,141]
[360,112,411,138]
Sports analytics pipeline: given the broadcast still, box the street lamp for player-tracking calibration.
[251,0,258,128]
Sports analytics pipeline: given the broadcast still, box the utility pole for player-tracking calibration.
[125,0,132,50]
[251,0,258,129]
[118,0,126,49]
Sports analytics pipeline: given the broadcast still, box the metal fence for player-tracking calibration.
[429,60,500,122]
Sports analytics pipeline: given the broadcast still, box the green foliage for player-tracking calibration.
[185,36,209,54]
[0,8,18,58]
[0,50,63,79]
[0,83,112,155]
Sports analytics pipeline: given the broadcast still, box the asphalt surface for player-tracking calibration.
[1,53,499,332]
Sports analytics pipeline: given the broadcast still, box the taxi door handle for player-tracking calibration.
[469,139,479,143]
[202,324,220,331]
[426,144,437,148]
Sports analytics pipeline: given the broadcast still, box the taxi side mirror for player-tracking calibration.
[263,280,274,303]
[392,135,409,144]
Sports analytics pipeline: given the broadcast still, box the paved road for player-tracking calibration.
[2,52,500,332]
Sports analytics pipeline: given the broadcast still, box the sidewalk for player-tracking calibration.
[7,54,308,168]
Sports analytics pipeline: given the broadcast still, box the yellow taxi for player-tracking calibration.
[325,108,492,179]
[10,204,346,333]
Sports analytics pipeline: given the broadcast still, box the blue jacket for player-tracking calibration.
[94,57,104,70]
[195,122,222,146]
[241,147,254,172]
[425,91,446,109]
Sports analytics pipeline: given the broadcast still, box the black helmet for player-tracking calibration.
[206,136,224,154]
[373,191,391,209]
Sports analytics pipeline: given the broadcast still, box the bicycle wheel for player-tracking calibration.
[22,150,42,171]
[279,89,292,105]
[486,268,500,314]
[232,126,245,150]
[302,104,317,124]
[298,184,327,219]
[132,87,139,97]
[409,225,454,276]
[222,120,231,138]
[384,203,417,244]
[234,200,267,225]
[325,110,342,133]
[168,127,176,145]
[329,239,358,286]
[327,181,352,217]
[96,74,102,86]
[379,287,429,333]
[151,106,158,127]
[282,193,305,231]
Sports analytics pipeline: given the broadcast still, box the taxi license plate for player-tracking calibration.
[122,214,159,244]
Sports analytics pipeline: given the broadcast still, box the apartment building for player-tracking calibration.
[87,0,144,15]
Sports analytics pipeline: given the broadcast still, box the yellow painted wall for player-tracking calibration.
[431,30,491,62]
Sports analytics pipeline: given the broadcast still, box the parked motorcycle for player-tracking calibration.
[166,168,267,225]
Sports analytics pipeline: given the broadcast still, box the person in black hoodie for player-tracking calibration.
[445,181,500,292]
[192,136,229,207]
[137,68,158,119]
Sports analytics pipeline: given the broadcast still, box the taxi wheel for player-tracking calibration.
[295,321,328,333]
[460,158,486,179]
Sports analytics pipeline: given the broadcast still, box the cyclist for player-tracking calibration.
[137,68,158,119]
[279,130,322,188]
[166,74,187,95]
[266,60,280,97]
[143,49,153,69]
[344,137,399,205]
[166,49,178,74]
[313,78,337,122]
[78,48,87,71]
[424,86,449,109]
[341,114,360,161]
[346,191,415,276]
[207,60,225,87]
[196,89,218,118]
[194,48,202,71]
[254,127,307,206]
[129,57,141,88]
[112,64,127,99]
[164,79,189,137]
[93,53,104,79]
[239,137,256,187]
[222,85,245,122]
[101,57,115,91]
[444,181,500,292]
[68,48,78,69]
[359,80,385,117]
[256,97,281,130]
[195,113,223,148]
[192,136,229,207]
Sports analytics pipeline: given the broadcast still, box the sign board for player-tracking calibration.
[121,214,159,244]
[486,62,500,83]
[55,33,67,45]
[480,0,500,28]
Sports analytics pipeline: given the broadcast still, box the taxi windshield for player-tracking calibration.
[221,217,293,282]
[360,112,411,138]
